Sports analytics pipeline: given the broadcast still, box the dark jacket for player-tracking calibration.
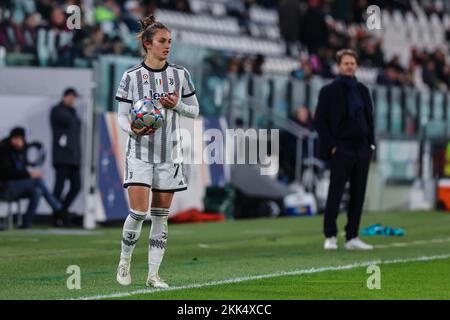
[50,102,82,166]
[313,78,376,160]
[0,138,30,192]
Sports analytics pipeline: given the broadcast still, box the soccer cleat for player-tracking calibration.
[146,274,169,288]
[116,261,131,286]
[324,237,338,250]
[344,238,373,250]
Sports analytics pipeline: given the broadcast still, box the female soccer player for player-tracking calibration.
[115,15,199,288]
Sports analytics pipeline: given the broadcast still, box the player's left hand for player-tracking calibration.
[159,90,179,109]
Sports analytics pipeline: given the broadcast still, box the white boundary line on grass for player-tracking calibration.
[374,237,450,249]
[75,253,450,300]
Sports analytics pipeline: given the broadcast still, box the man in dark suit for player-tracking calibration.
[50,88,82,225]
[314,49,376,250]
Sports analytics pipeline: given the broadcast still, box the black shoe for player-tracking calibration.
[60,209,72,228]
[53,209,66,227]
[63,214,73,228]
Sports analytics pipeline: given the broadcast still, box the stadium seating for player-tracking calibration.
[368,8,449,66]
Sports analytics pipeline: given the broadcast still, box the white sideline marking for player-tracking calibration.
[391,243,408,247]
[75,253,450,300]
[5,238,40,242]
[374,237,450,249]
[24,229,102,236]
[91,240,120,244]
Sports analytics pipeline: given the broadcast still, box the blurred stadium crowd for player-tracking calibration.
[279,0,450,91]
[1,0,450,91]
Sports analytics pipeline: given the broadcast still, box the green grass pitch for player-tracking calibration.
[1,211,450,300]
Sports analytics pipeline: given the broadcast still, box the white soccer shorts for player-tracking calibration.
[123,156,187,192]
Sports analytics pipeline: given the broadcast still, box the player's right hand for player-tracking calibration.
[131,124,156,135]
[30,170,43,178]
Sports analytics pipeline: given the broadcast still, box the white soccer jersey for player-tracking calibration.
[115,61,196,164]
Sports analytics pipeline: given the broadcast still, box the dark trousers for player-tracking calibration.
[323,146,371,240]
[53,164,81,212]
[7,178,62,228]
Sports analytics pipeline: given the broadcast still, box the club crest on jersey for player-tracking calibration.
[169,77,174,85]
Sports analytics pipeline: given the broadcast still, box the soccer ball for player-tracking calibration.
[129,98,165,130]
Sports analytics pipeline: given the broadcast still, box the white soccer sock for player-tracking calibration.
[120,209,147,263]
[148,208,169,277]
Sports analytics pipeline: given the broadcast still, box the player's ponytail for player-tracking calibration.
[136,15,170,53]
[139,15,156,30]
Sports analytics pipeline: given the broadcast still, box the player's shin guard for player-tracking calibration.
[148,208,169,277]
[120,209,147,262]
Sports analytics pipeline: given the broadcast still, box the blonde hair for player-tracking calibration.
[136,15,170,52]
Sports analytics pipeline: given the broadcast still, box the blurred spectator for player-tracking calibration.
[0,16,20,53]
[358,38,384,68]
[400,64,415,87]
[279,106,315,183]
[204,51,229,78]
[50,88,82,222]
[77,25,110,66]
[432,48,450,89]
[121,0,144,33]
[256,0,275,8]
[352,0,368,23]
[252,54,265,76]
[291,56,314,81]
[317,47,335,78]
[225,0,251,34]
[174,0,191,13]
[157,0,191,12]
[37,7,74,66]
[377,65,401,87]
[22,12,41,56]
[293,106,313,130]
[35,0,55,22]
[240,55,254,74]
[0,127,64,229]
[109,35,133,55]
[278,0,301,56]
[300,0,328,54]
[370,0,411,13]
[156,0,175,10]
[95,0,121,34]
[387,55,405,73]
[422,60,439,90]
[227,55,243,75]
[330,0,352,23]
[439,65,450,90]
